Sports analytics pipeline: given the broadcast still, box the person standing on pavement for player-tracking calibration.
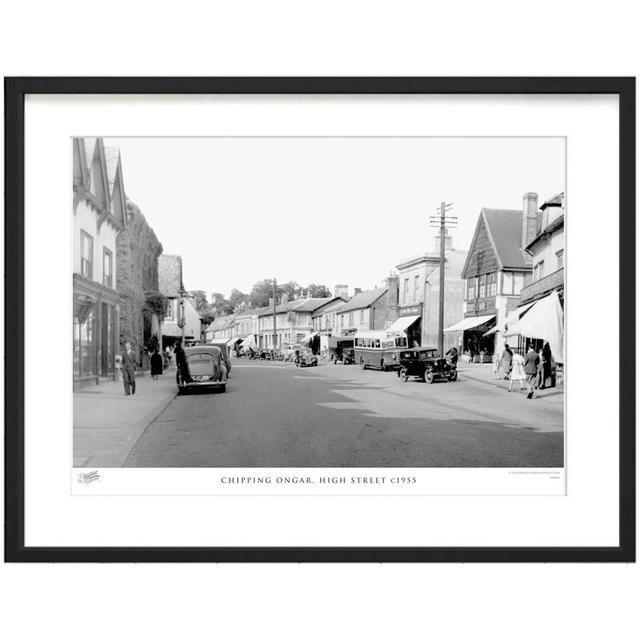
[492,352,501,379]
[121,342,136,396]
[536,348,546,391]
[150,347,163,381]
[508,351,526,392]
[174,341,192,385]
[523,346,540,399]
[445,346,458,366]
[500,344,513,380]
[541,341,554,389]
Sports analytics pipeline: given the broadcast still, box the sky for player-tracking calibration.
[108,137,565,299]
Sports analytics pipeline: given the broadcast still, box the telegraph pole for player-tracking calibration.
[272,278,278,351]
[430,202,457,355]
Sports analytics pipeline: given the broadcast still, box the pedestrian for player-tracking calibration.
[150,347,163,381]
[492,352,501,379]
[174,341,192,384]
[536,348,546,391]
[541,341,554,389]
[508,351,526,392]
[523,346,540,399]
[500,344,513,380]
[121,341,136,396]
[114,354,123,382]
[446,345,458,366]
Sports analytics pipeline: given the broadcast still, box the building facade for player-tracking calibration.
[72,137,126,389]
[520,192,565,305]
[453,192,539,357]
[158,254,203,346]
[116,198,163,358]
[257,298,339,349]
[335,277,399,334]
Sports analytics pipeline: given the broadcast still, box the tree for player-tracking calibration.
[210,292,234,316]
[306,283,331,298]
[249,279,278,308]
[189,290,209,315]
[280,280,301,302]
[229,288,250,311]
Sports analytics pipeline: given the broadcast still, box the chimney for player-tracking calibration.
[386,276,399,309]
[334,284,349,299]
[434,228,453,253]
[522,192,539,249]
[354,287,362,296]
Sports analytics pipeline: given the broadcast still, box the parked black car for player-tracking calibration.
[397,347,457,384]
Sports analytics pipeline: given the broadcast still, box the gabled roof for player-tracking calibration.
[541,192,564,209]
[256,297,337,317]
[312,298,347,317]
[211,314,236,330]
[103,146,121,199]
[481,208,530,270]
[337,288,387,313]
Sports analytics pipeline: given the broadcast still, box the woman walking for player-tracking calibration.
[500,344,513,380]
[150,347,163,381]
[508,351,526,392]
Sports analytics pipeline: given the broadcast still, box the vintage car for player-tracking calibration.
[295,349,318,367]
[397,347,457,384]
[328,337,355,365]
[177,345,227,394]
[207,339,232,375]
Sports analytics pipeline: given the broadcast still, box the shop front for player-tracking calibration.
[387,308,422,347]
[73,274,119,390]
[444,313,496,362]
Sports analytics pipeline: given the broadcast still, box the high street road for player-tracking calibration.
[124,361,564,468]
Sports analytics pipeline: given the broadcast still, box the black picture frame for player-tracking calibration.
[4,77,635,563]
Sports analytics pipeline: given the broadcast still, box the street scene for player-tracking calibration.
[73,137,565,469]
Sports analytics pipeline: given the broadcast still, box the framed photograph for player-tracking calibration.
[5,77,635,562]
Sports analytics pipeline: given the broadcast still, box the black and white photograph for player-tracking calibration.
[72,136,565,473]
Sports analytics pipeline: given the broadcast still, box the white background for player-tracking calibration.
[28,95,599,547]
[1,2,638,640]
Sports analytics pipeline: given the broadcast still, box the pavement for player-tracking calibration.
[73,370,177,467]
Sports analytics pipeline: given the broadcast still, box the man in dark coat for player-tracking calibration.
[523,346,540,399]
[122,341,136,396]
[174,341,192,384]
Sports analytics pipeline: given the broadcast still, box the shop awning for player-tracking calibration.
[386,314,421,333]
[444,314,495,333]
[504,291,564,362]
[239,335,256,348]
[483,301,537,336]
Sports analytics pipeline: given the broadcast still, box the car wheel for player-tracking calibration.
[400,367,408,382]
[425,369,435,384]
[219,384,226,393]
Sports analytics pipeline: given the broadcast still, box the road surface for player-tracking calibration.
[125,360,563,467]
